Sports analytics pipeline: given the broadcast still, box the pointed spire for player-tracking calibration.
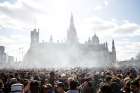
[112,39,116,63]
[67,13,78,44]
[105,42,108,50]
[71,13,74,22]
[70,13,74,28]
[30,27,39,47]
[112,39,115,50]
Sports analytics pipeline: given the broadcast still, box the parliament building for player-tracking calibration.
[24,15,116,68]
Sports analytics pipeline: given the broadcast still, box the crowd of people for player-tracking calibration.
[0,66,140,93]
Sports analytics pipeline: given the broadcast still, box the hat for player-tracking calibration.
[57,81,64,87]
[11,83,23,93]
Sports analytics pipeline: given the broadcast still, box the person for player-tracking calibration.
[10,78,24,93]
[0,79,4,93]
[111,82,123,93]
[80,81,94,93]
[122,79,131,93]
[67,80,79,93]
[42,83,54,93]
[111,77,123,93]
[23,80,31,93]
[10,83,24,93]
[29,80,40,93]
[97,83,112,93]
[105,76,112,85]
[56,82,66,93]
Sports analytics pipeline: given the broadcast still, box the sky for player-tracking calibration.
[0,0,140,61]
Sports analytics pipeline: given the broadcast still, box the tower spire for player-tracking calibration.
[105,42,108,51]
[67,13,78,44]
[70,13,74,27]
[30,28,39,48]
[112,39,116,63]
[112,40,115,50]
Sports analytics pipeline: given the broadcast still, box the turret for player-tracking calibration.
[30,28,39,47]
[112,40,116,63]
[91,34,99,45]
[105,42,108,51]
[88,37,91,43]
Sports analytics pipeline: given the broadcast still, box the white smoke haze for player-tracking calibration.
[22,44,102,69]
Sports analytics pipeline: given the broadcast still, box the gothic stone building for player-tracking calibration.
[24,15,116,68]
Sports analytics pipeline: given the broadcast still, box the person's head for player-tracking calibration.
[30,80,40,93]
[56,82,65,93]
[22,79,29,87]
[69,80,78,90]
[105,76,112,84]
[123,80,131,93]
[10,78,18,85]
[111,82,121,93]
[98,84,112,93]
[43,83,53,93]
[44,79,49,85]
[136,77,140,87]
[0,79,4,89]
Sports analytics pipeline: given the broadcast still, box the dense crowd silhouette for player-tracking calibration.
[0,66,140,93]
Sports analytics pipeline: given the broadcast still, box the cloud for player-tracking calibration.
[104,0,109,6]
[0,0,46,24]
[93,0,110,11]
[94,6,103,11]
[114,22,140,34]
